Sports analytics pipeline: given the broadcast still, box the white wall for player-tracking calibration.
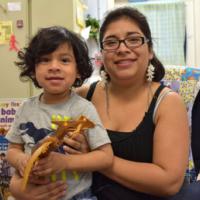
[186,0,200,66]
[84,0,200,67]
[193,0,200,66]
[83,0,115,83]
[115,0,200,67]
[84,0,114,20]
[83,0,115,57]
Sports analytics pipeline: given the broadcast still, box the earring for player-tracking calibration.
[100,70,108,85]
[146,64,155,82]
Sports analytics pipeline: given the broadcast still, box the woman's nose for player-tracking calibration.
[117,41,130,52]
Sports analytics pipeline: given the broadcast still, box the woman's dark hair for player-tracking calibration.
[16,26,93,88]
[99,6,165,82]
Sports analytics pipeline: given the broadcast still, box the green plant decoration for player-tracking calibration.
[85,15,100,43]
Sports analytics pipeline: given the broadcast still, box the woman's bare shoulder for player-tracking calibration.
[152,83,181,100]
[155,84,187,119]
[75,85,90,98]
[160,86,183,101]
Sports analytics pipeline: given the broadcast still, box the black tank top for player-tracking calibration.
[86,81,169,200]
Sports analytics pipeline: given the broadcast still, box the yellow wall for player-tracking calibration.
[30,0,76,35]
[0,0,83,98]
[30,0,78,96]
[0,0,30,98]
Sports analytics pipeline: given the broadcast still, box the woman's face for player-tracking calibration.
[101,18,153,84]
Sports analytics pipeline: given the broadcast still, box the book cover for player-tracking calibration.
[0,99,24,200]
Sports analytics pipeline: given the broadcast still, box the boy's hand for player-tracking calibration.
[32,152,66,176]
[16,154,30,177]
[63,132,90,154]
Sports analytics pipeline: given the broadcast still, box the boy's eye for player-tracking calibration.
[62,58,70,63]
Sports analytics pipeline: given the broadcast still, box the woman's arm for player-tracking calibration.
[64,91,189,196]
[71,85,189,196]
[100,92,189,196]
[10,174,67,200]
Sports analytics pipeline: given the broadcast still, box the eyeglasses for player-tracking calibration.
[101,36,149,51]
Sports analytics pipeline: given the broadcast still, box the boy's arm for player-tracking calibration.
[33,143,113,175]
[7,143,30,176]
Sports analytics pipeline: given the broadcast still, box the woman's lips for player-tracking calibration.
[115,59,135,68]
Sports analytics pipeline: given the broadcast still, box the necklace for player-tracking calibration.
[105,82,110,118]
[104,81,153,118]
[147,82,153,110]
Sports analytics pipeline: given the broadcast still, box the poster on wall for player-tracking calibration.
[76,0,85,29]
[0,98,24,200]
[0,21,13,45]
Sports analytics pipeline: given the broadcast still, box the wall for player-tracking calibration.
[83,0,114,57]
[181,0,200,66]
[29,0,80,96]
[30,0,78,35]
[84,0,114,20]
[1,0,200,98]
[114,0,200,67]
[190,0,200,66]
[0,0,30,98]
[0,0,85,98]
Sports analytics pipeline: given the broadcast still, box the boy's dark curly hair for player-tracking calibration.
[16,26,93,88]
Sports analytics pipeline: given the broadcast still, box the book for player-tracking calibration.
[0,99,24,200]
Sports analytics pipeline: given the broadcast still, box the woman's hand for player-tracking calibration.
[23,181,66,200]
[10,174,67,200]
[63,132,90,154]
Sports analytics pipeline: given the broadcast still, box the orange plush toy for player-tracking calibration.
[22,115,95,190]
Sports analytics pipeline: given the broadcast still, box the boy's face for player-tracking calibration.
[35,42,79,98]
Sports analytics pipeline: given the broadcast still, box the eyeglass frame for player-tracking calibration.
[101,36,149,51]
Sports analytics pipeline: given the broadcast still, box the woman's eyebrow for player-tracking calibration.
[103,32,142,40]
[126,32,143,36]
[103,35,118,40]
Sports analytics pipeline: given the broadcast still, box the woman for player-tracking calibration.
[9,7,189,200]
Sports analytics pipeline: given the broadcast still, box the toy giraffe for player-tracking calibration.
[22,115,95,190]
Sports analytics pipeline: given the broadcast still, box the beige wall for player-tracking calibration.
[0,0,30,98]
[1,0,200,98]
[0,0,82,98]
[29,0,79,96]
[30,0,76,35]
